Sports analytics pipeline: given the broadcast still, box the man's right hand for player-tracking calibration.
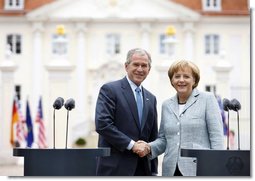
[132,140,151,157]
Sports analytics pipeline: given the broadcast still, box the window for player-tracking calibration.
[106,34,120,55]
[4,0,24,10]
[15,85,21,100]
[205,85,216,93]
[159,34,167,54]
[202,0,221,11]
[205,34,220,55]
[52,34,68,56]
[7,34,22,54]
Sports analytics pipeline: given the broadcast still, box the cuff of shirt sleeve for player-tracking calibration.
[127,140,135,150]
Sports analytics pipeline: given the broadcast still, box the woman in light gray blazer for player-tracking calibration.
[149,60,224,176]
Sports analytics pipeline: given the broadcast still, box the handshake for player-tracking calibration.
[132,140,151,157]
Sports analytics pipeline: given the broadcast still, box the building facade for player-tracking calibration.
[0,0,250,164]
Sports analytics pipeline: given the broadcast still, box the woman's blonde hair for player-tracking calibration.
[168,60,200,89]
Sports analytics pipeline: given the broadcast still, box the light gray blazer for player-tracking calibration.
[149,89,224,176]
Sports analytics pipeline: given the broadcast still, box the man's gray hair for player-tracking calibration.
[125,48,152,68]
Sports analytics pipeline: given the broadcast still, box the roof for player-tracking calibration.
[0,0,55,16]
[0,0,250,17]
[171,0,249,16]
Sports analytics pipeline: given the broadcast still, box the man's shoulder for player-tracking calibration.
[143,87,156,99]
[101,77,126,90]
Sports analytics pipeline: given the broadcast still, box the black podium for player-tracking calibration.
[181,149,250,176]
[13,148,110,176]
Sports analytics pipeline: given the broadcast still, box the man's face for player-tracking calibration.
[125,53,151,86]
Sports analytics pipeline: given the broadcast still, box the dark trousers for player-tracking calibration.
[134,157,150,176]
[174,165,183,176]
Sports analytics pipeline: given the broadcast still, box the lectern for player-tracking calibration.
[181,149,250,176]
[13,148,110,176]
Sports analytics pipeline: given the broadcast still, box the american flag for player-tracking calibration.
[35,96,47,148]
[16,98,27,147]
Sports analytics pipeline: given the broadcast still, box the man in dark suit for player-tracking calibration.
[95,48,158,176]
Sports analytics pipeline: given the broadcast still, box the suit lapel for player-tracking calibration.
[169,89,200,118]
[169,96,179,119]
[121,78,141,129]
[181,89,200,115]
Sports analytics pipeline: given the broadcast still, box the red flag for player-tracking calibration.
[35,97,47,148]
[10,97,19,147]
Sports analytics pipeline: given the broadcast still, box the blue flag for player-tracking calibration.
[26,99,34,147]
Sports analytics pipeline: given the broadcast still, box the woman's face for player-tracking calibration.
[171,67,195,97]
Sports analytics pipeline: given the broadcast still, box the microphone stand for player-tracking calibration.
[237,111,240,150]
[227,110,230,150]
[65,110,70,149]
[53,109,56,149]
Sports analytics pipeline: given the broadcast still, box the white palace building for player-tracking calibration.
[0,0,250,165]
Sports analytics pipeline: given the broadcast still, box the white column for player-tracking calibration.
[72,23,89,141]
[140,23,151,88]
[0,53,18,164]
[31,23,44,146]
[183,22,195,60]
[31,22,44,112]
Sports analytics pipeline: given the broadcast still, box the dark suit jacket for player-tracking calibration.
[95,77,158,176]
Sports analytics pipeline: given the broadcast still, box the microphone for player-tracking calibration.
[223,98,231,150]
[64,98,75,148]
[52,97,64,149]
[64,98,75,111]
[230,98,241,112]
[230,98,241,150]
[223,98,230,111]
[53,97,64,110]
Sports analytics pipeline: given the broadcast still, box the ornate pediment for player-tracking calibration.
[26,0,200,21]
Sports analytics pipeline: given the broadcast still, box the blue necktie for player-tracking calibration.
[135,87,143,125]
